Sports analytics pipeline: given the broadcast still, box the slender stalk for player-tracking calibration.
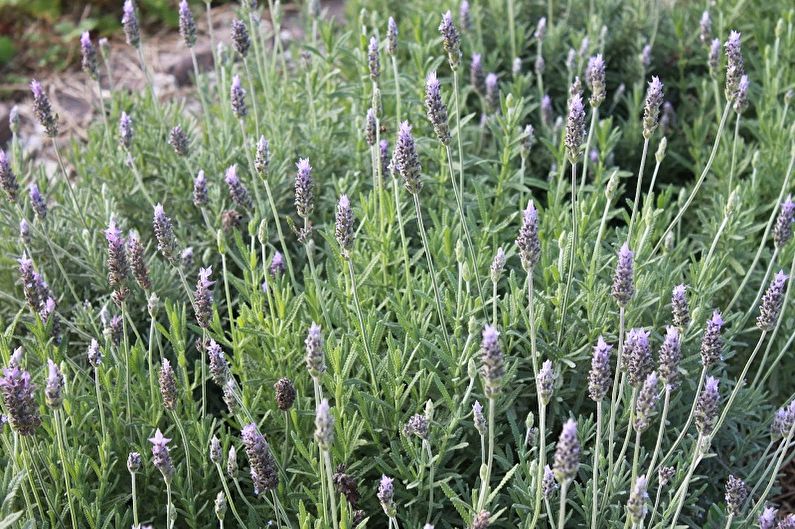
[507,0,517,60]
[696,208,732,286]
[347,258,377,385]
[631,428,642,485]
[587,174,615,288]
[262,179,298,289]
[528,273,547,529]
[215,463,248,528]
[590,401,602,529]
[628,138,650,242]
[645,386,670,479]
[492,279,498,325]
[170,411,194,493]
[744,426,795,523]
[654,367,706,476]
[51,139,89,230]
[147,311,158,416]
[606,307,625,477]
[54,409,78,529]
[322,450,340,529]
[424,440,435,525]
[305,238,333,329]
[648,480,664,529]
[94,367,107,441]
[557,481,569,529]
[558,162,578,344]
[477,397,496,510]
[131,470,140,529]
[93,78,110,148]
[727,114,741,192]
[190,48,213,144]
[392,177,413,304]
[391,55,401,126]
[166,481,174,529]
[580,108,599,191]
[666,440,704,529]
[126,154,156,208]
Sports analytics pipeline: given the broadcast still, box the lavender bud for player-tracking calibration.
[168,125,189,156]
[106,315,123,347]
[391,121,423,194]
[223,378,237,413]
[552,419,580,483]
[542,465,557,497]
[119,112,133,149]
[29,184,47,220]
[611,243,634,306]
[627,475,649,524]
[489,247,506,284]
[334,194,355,257]
[634,372,659,432]
[207,339,230,385]
[480,325,504,397]
[640,44,652,69]
[159,358,178,411]
[757,271,788,331]
[485,73,499,112]
[660,103,675,135]
[734,75,750,114]
[586,54,606,108]
[671,284,690,329]
[759,507,778,529]
[780,515,795,529]
[225,164,252,210]
[725,31,745,101]
[87,339,102,367]
[122,0,140,48]
[512,57,522,76]
[227,445,238,478]
[403,413,429,440]
[471,511,490,529]
[708,38,721,74]
[565,48,576,72]
[623,328,652,388]
[210,436,222,463]
[387,17,398,55]
[379,139,390,185]
[127,231,151,290]
[315,398,334,448]
[178,0,197,48]
[127,452,142,473]
[700,310,725,367]
[725,475,747,516]
[579,36,590,59]
[658,466,675,487]
[695,376,720,436]
[700,11,712,45]
[295,158,314,219]
[305,323,326,377]
[153,204,178,262]
[364,109,377,146]
[459,1,471,32]
[541,95,553,127]
[241,424,278,494]
[521,124,535,157]
[425,71,451,144]
[473,400,486,436]
[565,92,586,161]
[18,257,48,312]
[192,170,208,207]
[0,149,19,202]
[255,136,270,177]
[470,53,486,94]
[774,195,795,248]
[191,266,214,328]
[231,19,251,57]
[537,360,555,405]
[230,75,248,118]
[105,220,130,290]
[588,337,612,402]
[377,475,396,517]
[80,32,98,79]
[642,76,664,139]
[368,36,380,82]
[9,106,19,135]
[0,367,41,435]
[534,55,545,77]
[269,251,285,277]
[274,377,296,411]
[439,11,461,69]
[658,326,682,388]
[149,429,175,484]
[534,17,547,41]
[517,200,541,270]
[215,491,227,521]
[19,219,29,245]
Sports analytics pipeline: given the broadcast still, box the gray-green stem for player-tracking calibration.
[347,258,377,386]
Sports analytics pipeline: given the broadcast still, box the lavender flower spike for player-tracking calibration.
[127,231,151,290]
[537,360,554,405]
[207,339,230,385]
[377,475,396,517]
[459,1,471,32]
[230,75,248,118]
[159,358,178,411]
[586,54,606,108]
[43,359,64,409]
[225,164,252,210]
[695,376,720,436]
[127,452,142,473]
[485,73,499,112]
[231,19,251,57]
[387,17,398,56]
[149,429,175,484]
[193,170,208,207]
[255,136,270,177]
[757,271,788,331]
[733,75,750,114]
[774,195,795,248]
[623,328,652,388]
[541,94,553,126]
[627,475,649,524]
[542,465,557,497]
[565,92,586,161]
[708,38,721,74]
[295,158,314,219]
[305,323,326,377]
[178,0,197,48]
[335,194,355,257]
[87,339,102,367]
[633,372,659,432]
[724,31,745,100]
[611,243,634,307]
[490,247,506,284]
[315,398,334,448]
[195,266,214,328]
[269,251,285,277]
[552,419,580,484]
[658,325,682,389]
[671,284,690,329]
[588,336,612,402]
[534,17,547,41]
[517,200,541,271]
[642,76,664,139]
[470,53,485,94]
[480,324,504,398]
[472,511,490,529]
[119,112,133,149]
[80,32,98,79]
[30,80,58,137]
[700,310,724,368]
[168,125,189,156]
[391,121,422,194]
[241,424,278,495]
[699,10,712,45]
[274,377,296,410]
[725,475,748,516]
[365,109,377,146]
[153,204,178,262]
[759,507,778,529]
[438,11,461,69]
[122,0,140,48]
[0,367,41,435]
[368,36,380,82]
[0,149,19,202]
[473,400,486,435]
[29,184,47,220]
[425,71,451,145]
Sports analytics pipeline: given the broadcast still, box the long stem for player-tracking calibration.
[323,450,340,529]
[121,301,132,421]
[590,402,602,529]
[645,386,670,479]
[391,55,401,126]
[262,179,298,289]
[606,307,625,477]
[477,397,496,510]
[654,367,706,476]
[744,425,795,523]
[243,58,262,138]
[131,472,140,529]
[528,273,546,529]
[126,154,156,208]
[51,139,89,230]
[728,114,741,192]
[628,138,650,242]
[166,481,174,529]
[94,368,107,441]
[347,258,377,385]
[412,193,452,353]
[666,441,704,529]
[190,48,213,145]
[587,175,615,289]
[424,440,435,525]
[392,177,413,305]
[171,410,194,494]
[305,239,333,329]
[557,481,569,529]
[580,108,599,190]
[558,162,578,344]
[507,0,517,60]
[54,410,78,529]
[215,463,248,528]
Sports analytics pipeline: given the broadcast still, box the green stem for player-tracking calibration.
[590,402,602,529]
[131,471,140,529]
[171,410,194,494]
[392,174,413,305]
[645,386,670,480]
[347,258,377,386]
[391,55,401,126]
[215,463,248,528]
[579,108,599,191]
[94,367,108,441]
[558,162,578,344]
[55,409,79,529]
[323,449,340,529]
[728,113,740,192]
[51,139,89,230]
[425,440,435,525]
[477,397,496,510]
[628,138,650,242]
[262,179,298,290]
[557,481,569,529]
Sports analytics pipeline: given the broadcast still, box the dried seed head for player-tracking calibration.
[159,358,178,411]
[658,326,682,389]
[439,11,461,69]
[127,452,142,473]
[387,17,398,55]
[255,136,271,177]
[178,0,197,48]
[335,194,355,256]
[80,32,99,79]
[725,475,748,516]
[241,423,278,495]
[377,475,396,517]
[470,54,486,94]
[626,475,649,524]
[225,164,253,210]
[552,419,580,483]
[757,271,788,331]
[671,284,690,329]
[724,31,745,101]
[368,36,380,82]
[425,71,451,144]
[695,376,720,436]
[149,429,175,484]
[537,360,555,406]
[230,75,248,118]
[480,325,504,398]
[611,243,634,307]
[0,150,18,203]
[29,184,47,220]
[565,92,586,161]
[517,200,541,270]
[333,464,360,506]
[700,310,724,368]
[231,19,251,57]
[122,0,140,48]
[305,322,325,377]
[586,54,606,107]
[153,204,178,263]
[391,121,422,194]
[642,76,664,139]
[0,367,41,436]
[295,158,314,219]
[623,328,652,388]
[473,400,486,436]
[634,372,659,432]
[274,377,296,411]
[588,337,612,402]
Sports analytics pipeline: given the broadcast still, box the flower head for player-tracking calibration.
[565,92,586,161]
[127,231,151,291]
[471,511,490,529]
[0,149,18,202]
[534,17,546,41]
[425,71,451,144]
[153,204,178,262]
[586,54,606,107]
[439,11,461,69]
[274,377,296,411]
[365,108,377,146]
[30,80,58,137]
[105,220,130,291]
[552,419,580,483]
[168,125,189,156]
[517,200,541,270]
[542,465,557,497]
[757,271,788,331]
[489,247,506,284]
[480,325,504,397]
[700,310,724,368]
[708,38,720,74]
[642,76,664,139]
[269,251,285,277]
[695,376,720,436]
[634,372,659,432]
[194,266,214,328]
[335,194,355,256]
[473,400,486,435]
[80,32,98,79]
[44,359,64,408]
[377,475,396,517]
[470,53,485,94]
[122,0,140,48]
[485,73,499,112]
[734,75,750,114]
[119,112,133,149]
[0,367,41,435]
[627,475,649,524]
[149,429,175,483]
[588,337,612,402]
[759,506,778,529]
[127,452,142,473]
[725,475,748,516]
[403,413,430,440]
[29,184,46,220]
[537,360,555,406]
[391,122,423,194]
[611,243,634,307]
[231,19,251,57]
[658,326,682,389]
[671,284,690,329]
[206,339,229,386]
[305,323,325,377]
[774,195,795,248]
[295,158,314,219]
[623,328,652,388]
[241,423,278,494]
[387,17,398,55]
[87,339,102,367]
[178,0,197,48]
[459,1,471,32]
[255,136,270,177]
[159,358,177,411]
[368,36,380,82]
[724,31,745,100]
[230,75,248,118]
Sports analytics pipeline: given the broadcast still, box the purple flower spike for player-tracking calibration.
[671,284,690,329]
[699,310,724,368]
[207,339,229,385]
[658,326,682,389]
[774,195,795,248]
[122,0,140,48]
[425,71,450,144]
[699,10,712,45]
[305,322,325,377]
[30,80,58,137]
[552,419,580,483]
[459,1,471,32]
[314,398,334,448]
[19,219,30,245]
[642,76,664,139]
[127,231,151,290]
[391,121,422,194]
[87,339,102,367]
[149,429,175,484]
[623,328,652,388]
[588,336,612,402]
[633,372,659,432]
[231,19,251,57]
[695,376,720,436]
[195,266,214,329]
[269,251,285,277]
[335,194,354,256]
[241,424,278,495]
[295,158,314,219]
[724,31,745,100]
[365,108,377,146]
[368,36,380,82]
[480,324,504,397]
[119,112,133,149]
[44,359,64,408]
[379,139,390,178]
[517,200,541,271]
[534,17,547,41]
[542,465,557,497]
[734,74,750,114]
[105,220,130,290]
[168,125,189,156]
[225,164,252,210]
[627,475,649,524]
[586,54,606,107]
[377,475,396,517]
[565,92,586,161]
[230,75,248,118]
[0,149,18,202]
[178,0,197,48]
[725,475,748,516]
[193,170,208,207]
[759,507,778,529]
[537,359,555,405]
[470,53,485,94]
[18,256,48,312]
[153,203,178,262]
[640,44,652,69]
[0,366,41,436]
[159,358,177,411]
[80,32,98,79]
[757,271,788,331]
[387,17,398,55]
[541,94,553,126]
[29,184,47,220]
[611,243,634,307]
[708,38,721,73]
[439,11,461,69]
[490,247,506,284]
[485,73,499,112]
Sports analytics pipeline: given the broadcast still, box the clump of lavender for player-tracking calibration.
[695,376,720,436]
[626,475,649,524]
[708,38,721,75]
[700,10,712,45]
[377,475,396,517]
[119,112,133,149]
[542,465,557,497]
[255,136,270,177]
[611,243,634,307]
[0,366,41,435]
[586,54,606,107]
[734,75,750,114]
[391,121,423,194]
[149,429,175,483]
[241,424,279,495]
[168,126,189,157]
[438,11,461,69]
[127,231,152,291]
[231,19,251,57]
[480,325,504,398]
[335,194,355,257]
[700,310,725,368]
[29,184,47,220]
[773,195,795,248]
[537,360,555,406]
[159,359,178,411]
[274,377,296,411]
[194,266,214,328]
[122,0,140,48]
[588,337,612,402]
[658,325,682,389]
[425,71,451,144]
[153,204,178,263]
[470,54,485,94]
[671,284,690,329]
[642,76,664,139]
[725,475,748,516]
[230,75,247,118]
[368,36,380,82]
[178,0,196,48]
[565,92,586,161]
[0,150,18,202]
[80,32,98,79]
[295,158,314,220]
[757,271,788,331]
[516,200,541,271]
[105,220,130,292]
[207,339,229,385]
[305,323,326,377]
[552,419,580,483]
[724,31,745,100]
[270,251,285,277]
[634,372,659,432]
[624,328,652,387]
[387,17,398,55]
[225,165,252,210]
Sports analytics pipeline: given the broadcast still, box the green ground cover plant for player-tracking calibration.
[0,0,794,528]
